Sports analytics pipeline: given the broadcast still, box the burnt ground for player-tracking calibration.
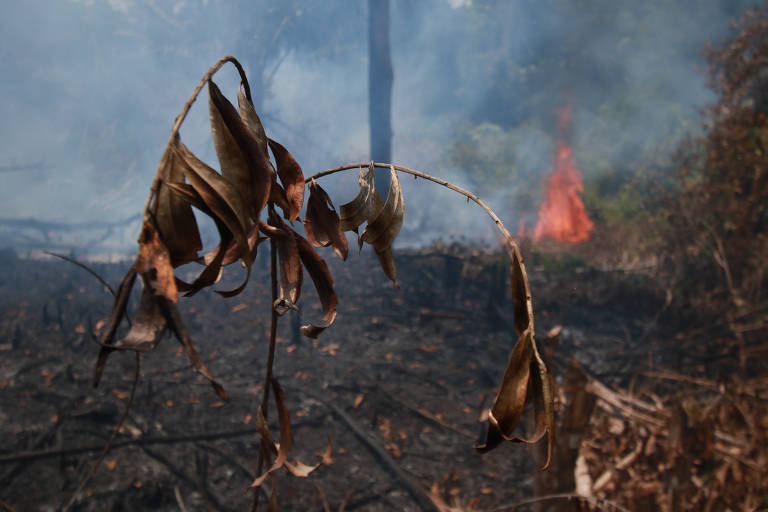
[0,242,667,511]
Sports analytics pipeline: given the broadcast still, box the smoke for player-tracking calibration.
[0,0,760,253]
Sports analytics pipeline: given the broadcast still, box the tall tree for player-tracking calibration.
[368,0,393,193]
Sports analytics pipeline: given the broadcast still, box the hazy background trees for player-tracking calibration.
[0,0,761,253]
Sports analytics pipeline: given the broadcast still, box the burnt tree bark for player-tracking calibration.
[368,0,393,194]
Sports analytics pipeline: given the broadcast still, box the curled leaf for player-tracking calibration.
[267,138,305,222]
[360,166,405,285]
[114,280,167,351]
[375,247,399,289]
[475,246,554,468]
[237,85,269,156]
[172,139,252,267]
[291,230,338,338]
[305,180,348,261]
[360,166,405,251]
[260,210,303,306]
[269,176,292,220]
[165,182,243,296]
[209,80,271,221]
[199,223,265,268]
[154,146,202,267]
[284,459,321,478]
[339,162,377,233]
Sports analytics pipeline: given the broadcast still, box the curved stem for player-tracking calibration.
[307,162,534,330]
[62,352,141,512]
[143,56,252,220]
[308,162,517,252]
[44,251,116,297]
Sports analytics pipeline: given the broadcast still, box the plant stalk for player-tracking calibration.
[251,234,280,512]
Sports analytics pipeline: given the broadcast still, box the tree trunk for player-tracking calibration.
[368,0,393,194]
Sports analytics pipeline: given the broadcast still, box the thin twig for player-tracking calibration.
[308,162,516,249]
[490,492,632,512]
[0,426,298,465]
[62,352,141,512]
[43,252,115,296]
[251,234,280,512]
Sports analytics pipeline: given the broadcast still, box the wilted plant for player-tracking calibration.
[63,56,555,509]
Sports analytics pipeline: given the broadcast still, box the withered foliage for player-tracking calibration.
[657,4,768,364]
[572,369,768,511]
[82,56,554,505]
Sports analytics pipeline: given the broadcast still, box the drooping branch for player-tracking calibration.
[308,163,517,253]
[307,161,532,325]
[308,162,552,463]
[143,55,252,220]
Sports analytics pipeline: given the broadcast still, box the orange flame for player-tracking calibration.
[533,106,593,243]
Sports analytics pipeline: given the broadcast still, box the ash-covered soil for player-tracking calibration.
[0,243,661,511]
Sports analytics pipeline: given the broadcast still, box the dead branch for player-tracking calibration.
[0,426,288,465]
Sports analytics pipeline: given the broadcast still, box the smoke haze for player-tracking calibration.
[0,0,759,254]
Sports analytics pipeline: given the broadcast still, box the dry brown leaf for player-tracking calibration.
[236,85,269,157]
[375,247,399,288]
[305,180,348,260]
[353,394,364,409]
[269,175,292,219]
[164,182,230,293]
[172,140,252,266]
[113,281,166,351]
[134,222,178,302]
[360,166,404,285]
[339,163,377,233]
[208,80,271,221]
[292,230,338,338]
[284,459,321,478]
[260,212,303,306]
[154,146,202,266]
[267,138,305,222]
[360,166,404,250]
[475,246,554,468]
[199,222,265,268]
